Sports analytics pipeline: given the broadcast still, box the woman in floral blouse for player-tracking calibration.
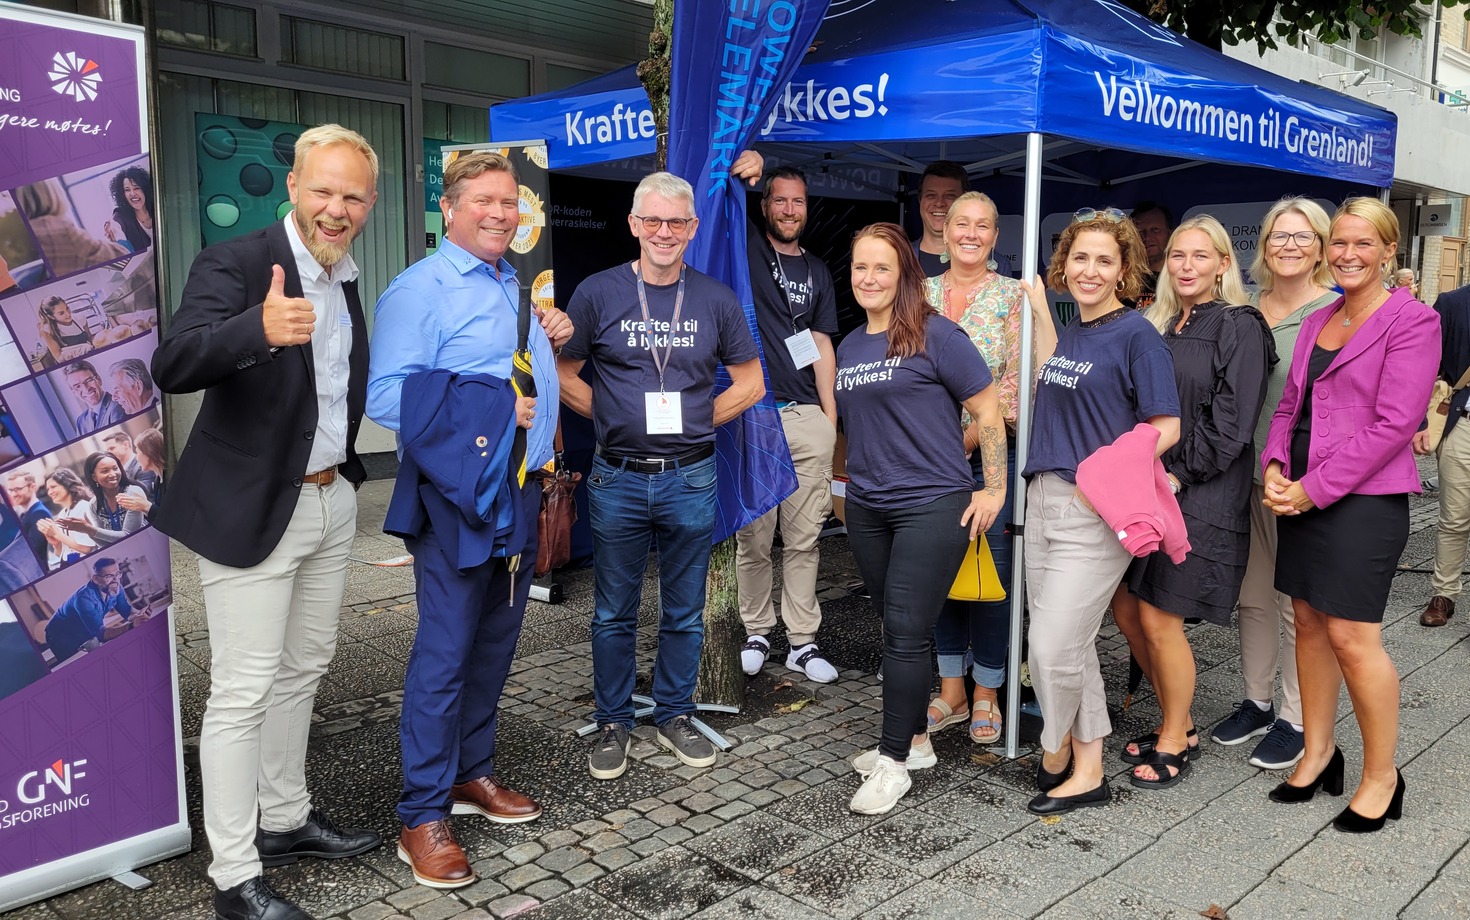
[921,191,1057,747]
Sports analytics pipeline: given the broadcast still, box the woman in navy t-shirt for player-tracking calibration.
[1021,210,1181,816]
[837,222,1006,817]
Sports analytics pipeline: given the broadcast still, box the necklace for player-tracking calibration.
[1341,292,1386,327]
[1080,306,1129,328]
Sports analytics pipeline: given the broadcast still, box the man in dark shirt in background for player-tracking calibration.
[1128,201,1173,310]
[1418,280,1470,627]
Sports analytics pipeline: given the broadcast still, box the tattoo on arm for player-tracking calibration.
[979,423,1006,495]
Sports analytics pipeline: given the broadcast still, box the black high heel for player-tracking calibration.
[1268,746,1345,803]
[1036,753,1072,793]
[1332,770,1406,833]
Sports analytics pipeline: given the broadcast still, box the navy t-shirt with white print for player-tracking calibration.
[563,262,759,456]
[836,313,992,511]
[1023,309,1180,483]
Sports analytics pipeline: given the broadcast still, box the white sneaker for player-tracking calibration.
[786,643,838,683]
[849,755,911,815]
[852,738,936,776]
[741,635,770,676]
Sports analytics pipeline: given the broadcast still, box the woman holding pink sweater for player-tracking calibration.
[1262,197,1439,833]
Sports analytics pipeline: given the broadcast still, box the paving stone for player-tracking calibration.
[741,789,784,808]
[681,792,724,813]
[646,803,691,826]
[502,842,547,866]
[688,887,835,919]
[500,864,553,891]
[519,887,638,919]
[1102,838,1268,910]
[561,863,606,887]
[594,846,750,920]
[593,847,641,871]
[456,879,511,907]
[1040,878,1211,919]
[349,905,402,920]
[628,837,668,857]
[710,801,755,821]
[446,911,492,920]
[582,830,630,853]
[1227,877,1370,919]
[1273,836,1439,914]
[683,812,831,881]
[523,880,571,902]
[410,898,473,920]
[616,817,661,840]
[655,825,695,845]
[485,894,540,918]
[847,807,991,878]
[764,841,924,920]
[855,879,1025,920]
[534,845,590,874]
[387,886,445,911]
[539,830,581,849]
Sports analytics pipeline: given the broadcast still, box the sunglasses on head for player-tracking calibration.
[1073,207,1126,225]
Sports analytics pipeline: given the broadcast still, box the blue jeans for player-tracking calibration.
[588,454,717,727]
[934,441,1016,689]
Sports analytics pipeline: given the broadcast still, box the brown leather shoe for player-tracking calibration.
[450,775,542,824]
[396,820,475,889]
[1421,595,1455,628]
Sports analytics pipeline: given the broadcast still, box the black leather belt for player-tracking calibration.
[595,443,714,473]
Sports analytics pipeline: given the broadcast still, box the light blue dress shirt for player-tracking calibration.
[367,239,559,470]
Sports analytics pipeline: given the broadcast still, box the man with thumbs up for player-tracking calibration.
[152,124,381,920]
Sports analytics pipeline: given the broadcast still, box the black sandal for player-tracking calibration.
[1120,727,1198,765]
[1129,748,1191,790]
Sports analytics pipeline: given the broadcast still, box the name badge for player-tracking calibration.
[645,391,683,434]
[784,329,820,369]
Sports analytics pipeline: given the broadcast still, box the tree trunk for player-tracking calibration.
[635,0,746,710]
[696,537,746,708]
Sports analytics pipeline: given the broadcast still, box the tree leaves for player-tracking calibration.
[1120,0,1470,52]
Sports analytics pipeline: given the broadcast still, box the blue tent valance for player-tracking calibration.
[491,0,1395,186]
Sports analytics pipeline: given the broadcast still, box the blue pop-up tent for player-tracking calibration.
[494,0,1398,757]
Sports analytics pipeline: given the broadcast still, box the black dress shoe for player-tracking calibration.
[257,807,381,867]
[1026,780,1111,815]
[1036,755,1072,794]
[214,876,312,920]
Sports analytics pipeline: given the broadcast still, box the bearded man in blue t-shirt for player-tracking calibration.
[559,171,766,782]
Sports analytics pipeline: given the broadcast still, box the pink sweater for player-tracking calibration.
[1076,423,1190,564]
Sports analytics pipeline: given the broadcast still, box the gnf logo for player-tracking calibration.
[48,51,102,102]
[18,758,88,804]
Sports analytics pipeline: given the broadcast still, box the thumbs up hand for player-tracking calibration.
[262,264,318,347]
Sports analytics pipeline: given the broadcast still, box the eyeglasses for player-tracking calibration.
[1073,207,1126,225]
[634,215,694,234]
[1267,230,1318,248]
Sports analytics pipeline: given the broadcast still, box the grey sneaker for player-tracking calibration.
[588,723,631,780]
[1211,699,1275,746]
[1248,719,1306,770]
[657,715,717,768]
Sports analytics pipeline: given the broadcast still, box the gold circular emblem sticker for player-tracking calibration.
[532,270,555,313]
[525,145,549,169]
[513,186,547,254]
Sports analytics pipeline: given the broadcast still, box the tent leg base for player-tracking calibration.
[111,871,153,892]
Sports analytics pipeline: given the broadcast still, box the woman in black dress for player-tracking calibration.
[1262,198,1439,832]
[1116,214,1273,789]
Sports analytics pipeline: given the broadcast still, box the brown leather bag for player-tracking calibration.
[535,426,580,577]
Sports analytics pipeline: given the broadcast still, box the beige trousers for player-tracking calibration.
[1237,482,1300,724]
[1024,473,1134,752]
[1432,419,1470,599]
[735,403,836,647]
[197,477,356,889]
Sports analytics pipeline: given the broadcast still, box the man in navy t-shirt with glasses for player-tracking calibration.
[559,171,765,781]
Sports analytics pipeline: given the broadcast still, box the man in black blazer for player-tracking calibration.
[152,125,381,920]
[1421,280,1470,628]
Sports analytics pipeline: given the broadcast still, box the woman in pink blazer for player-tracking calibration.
[1261,197,1440,834]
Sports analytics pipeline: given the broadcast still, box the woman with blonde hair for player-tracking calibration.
[1210,198,1338,769]
[1114,214,1273,790]
[1022,208,1179,814]
[921,192,1057,744]
[1262,197,1438,832]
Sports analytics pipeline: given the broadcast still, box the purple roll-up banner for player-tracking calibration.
[0,3,188,911]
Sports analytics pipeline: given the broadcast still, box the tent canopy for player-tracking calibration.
[491,0,1396,188]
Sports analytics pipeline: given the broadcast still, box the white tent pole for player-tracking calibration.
[1007,131,1044,759]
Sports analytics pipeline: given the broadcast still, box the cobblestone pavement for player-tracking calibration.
[14,478,1470,920]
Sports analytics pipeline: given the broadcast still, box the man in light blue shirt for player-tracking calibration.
[367,150,572,890]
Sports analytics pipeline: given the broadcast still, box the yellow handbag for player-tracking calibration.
[949,537,1006,602]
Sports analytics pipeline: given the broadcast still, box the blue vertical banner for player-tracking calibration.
[668,0,829,543]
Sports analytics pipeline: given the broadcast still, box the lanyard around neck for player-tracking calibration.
[635,264,685,393]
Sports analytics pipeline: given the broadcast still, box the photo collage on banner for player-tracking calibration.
[0,4,186,909]
[0,153,164,689]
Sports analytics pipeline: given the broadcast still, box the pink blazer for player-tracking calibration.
[1077,423,1190,564]
[1262,287,1440,508]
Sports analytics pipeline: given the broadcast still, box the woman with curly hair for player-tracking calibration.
[104,165,155,252]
